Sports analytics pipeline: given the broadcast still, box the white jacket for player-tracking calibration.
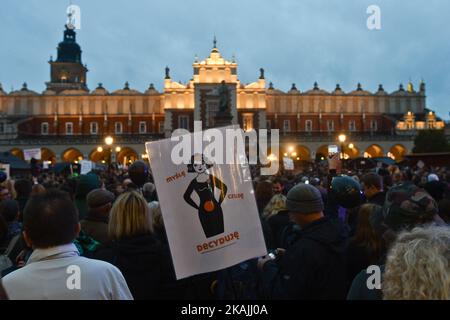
[1,243,133,300]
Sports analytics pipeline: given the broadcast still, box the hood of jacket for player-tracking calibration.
[297,216,348,255]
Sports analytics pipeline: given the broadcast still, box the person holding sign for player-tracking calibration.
[258,183,348,300]
[183,154,228,238]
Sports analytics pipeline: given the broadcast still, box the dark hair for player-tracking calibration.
[14,179,32,198]
[23,189,79,248]
[0,199,19,222]
[126,182,139,190]
[255,180,273,213]
[187,154,213,173]
[362,173,383,190]
[0,214,7,242]
[351,204,384,263]
[438,198,450,223]
[272,177,285,186]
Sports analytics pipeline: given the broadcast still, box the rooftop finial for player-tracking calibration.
[213,35,217,48]
[407,80,414,93]
[165,66,170,79]
[269,82,274,90]
[313,82,319,90]
[66,4,76,30]
[420,78,426,92]
[259,68,265,79]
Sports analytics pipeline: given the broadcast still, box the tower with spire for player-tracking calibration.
[46,12,88,93]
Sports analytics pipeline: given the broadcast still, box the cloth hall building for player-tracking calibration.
[0,24,445,165]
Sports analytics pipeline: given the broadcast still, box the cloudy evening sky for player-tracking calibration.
[1,0,449,119]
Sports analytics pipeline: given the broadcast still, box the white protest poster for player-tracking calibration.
[145,125,267,279]
[283,157,294,170]
[23,148,42,161]
[0,163,10,180]
[417,160,425,169]
[80,160,93,175]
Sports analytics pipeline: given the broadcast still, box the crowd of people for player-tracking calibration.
[0,155,449,300]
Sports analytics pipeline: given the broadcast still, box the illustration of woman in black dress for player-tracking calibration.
[183,154,228,238]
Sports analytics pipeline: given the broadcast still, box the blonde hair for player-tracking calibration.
[108,191,153,240]
[262,194,287,219]
[383,225,450,300]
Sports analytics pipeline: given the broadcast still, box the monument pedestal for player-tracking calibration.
[214,111,233,128]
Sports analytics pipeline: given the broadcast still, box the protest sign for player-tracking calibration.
[23,148,42,161]
[283,157,294,170]
[145,125,267,279]
[80,160,93,175]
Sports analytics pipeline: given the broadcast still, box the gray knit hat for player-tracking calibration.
[286,183,324,214]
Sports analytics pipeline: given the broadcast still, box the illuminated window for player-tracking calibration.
[139,121,147,134]
[41,122,49,135]
[349,120,356,131]
[327,120,334,132]
[90,122,98,135]
[115,122,123,134]
[243,114,253,131]
[370,120,378,131]
[158,121,164,133]
[179,115,189,130]
[283,120,291,132]
[66,122,73,135]
[305,120,312,132]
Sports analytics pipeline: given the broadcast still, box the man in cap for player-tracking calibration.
[75,173,101,221]
[80,188,115,244]
[258,183,348,300]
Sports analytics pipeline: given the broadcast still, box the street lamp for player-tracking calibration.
[105,136,114,146]
[98,136,121,166]
[338,134,346,159]
[267,154,277,162]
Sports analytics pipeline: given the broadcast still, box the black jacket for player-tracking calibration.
[267,210,291,249]
[367,191,386,207]
[93,233,174,300]
[262,216,349,300]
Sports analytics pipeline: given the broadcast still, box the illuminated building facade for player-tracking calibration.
[0,24,445,164]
